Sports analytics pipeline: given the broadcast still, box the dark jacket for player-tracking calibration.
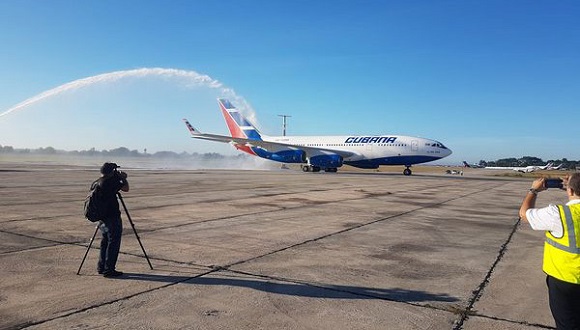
[97,174,127,219]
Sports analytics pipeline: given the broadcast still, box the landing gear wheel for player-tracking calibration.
[403,167,412,176]
[324,168,338,173]
[302,165,310,172]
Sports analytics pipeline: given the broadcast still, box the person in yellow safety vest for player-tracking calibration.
[519,173,580,330]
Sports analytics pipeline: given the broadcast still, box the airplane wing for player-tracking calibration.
[183,119,358,159]
[183,119,242,143]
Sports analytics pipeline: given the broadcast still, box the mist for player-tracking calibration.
[1,151,283,171]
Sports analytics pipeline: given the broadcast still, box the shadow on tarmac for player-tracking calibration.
[120,272,459,303]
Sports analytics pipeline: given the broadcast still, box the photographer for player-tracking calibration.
[519,174,580,329]
[95,162,129,278]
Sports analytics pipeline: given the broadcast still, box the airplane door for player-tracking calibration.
[411,140,418,151]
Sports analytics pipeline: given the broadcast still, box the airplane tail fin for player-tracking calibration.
[218,99,262,141]
[182,119,203,136]
[462,161,471,168]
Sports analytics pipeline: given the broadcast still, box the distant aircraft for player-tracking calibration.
[462,161,484,168]
[485,162,553,173]
[183,99,452,175]
[546,163,564,171]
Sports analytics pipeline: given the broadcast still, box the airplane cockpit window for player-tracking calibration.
[427,142,448,149]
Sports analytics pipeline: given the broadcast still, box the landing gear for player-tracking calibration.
[301,165,336,173]
[403,166,412,176]
[301,165,320,172]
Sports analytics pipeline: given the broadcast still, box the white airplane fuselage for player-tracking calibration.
[266,135,450,168]
[184,99,452,175]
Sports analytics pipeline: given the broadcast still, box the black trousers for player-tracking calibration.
[547,275,580,330]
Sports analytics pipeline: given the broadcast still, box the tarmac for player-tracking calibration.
[0,162,564,329]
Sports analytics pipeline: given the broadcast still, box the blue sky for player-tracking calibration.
[0,1,579,165]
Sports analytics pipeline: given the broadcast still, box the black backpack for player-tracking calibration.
[83,179,105,222]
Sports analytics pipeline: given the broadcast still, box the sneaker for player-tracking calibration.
[103,270,124,278]
[97,269,104,275]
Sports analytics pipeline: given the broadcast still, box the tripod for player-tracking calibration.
[77,193,153,275]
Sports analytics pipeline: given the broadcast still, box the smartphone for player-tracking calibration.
[544,178,563,189]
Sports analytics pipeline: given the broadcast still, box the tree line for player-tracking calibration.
[0,145,245,160]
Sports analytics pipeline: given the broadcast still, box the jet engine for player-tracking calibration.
[309,154,343,168]
[262,149,306,163]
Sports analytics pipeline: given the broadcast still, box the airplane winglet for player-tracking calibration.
[182,118,202,136]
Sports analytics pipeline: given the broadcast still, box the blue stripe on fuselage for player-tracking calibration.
[346,155,442,168]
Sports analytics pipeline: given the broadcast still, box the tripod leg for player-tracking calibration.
[128,216,154,270]
[77,224,100,275]
[117,193,153,270]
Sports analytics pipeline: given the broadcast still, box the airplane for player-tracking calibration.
[485,162,553,173]
[183,99,452,175]
[462,161,484,168]
[546,163,565,171]
[513,164,551,173]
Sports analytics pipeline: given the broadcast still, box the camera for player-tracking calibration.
[544,178,563,189]
[114,168,127,179]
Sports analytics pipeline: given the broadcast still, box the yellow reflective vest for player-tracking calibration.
[543,204,580,284]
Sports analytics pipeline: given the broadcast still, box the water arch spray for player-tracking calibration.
[0,68,254,120]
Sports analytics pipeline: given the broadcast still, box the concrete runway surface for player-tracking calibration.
[0,163,561,329]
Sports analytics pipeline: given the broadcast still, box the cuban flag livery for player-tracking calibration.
[184,99,452,175]
[218,98,261,155]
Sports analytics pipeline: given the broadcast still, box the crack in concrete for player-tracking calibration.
[452,217,528,330]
